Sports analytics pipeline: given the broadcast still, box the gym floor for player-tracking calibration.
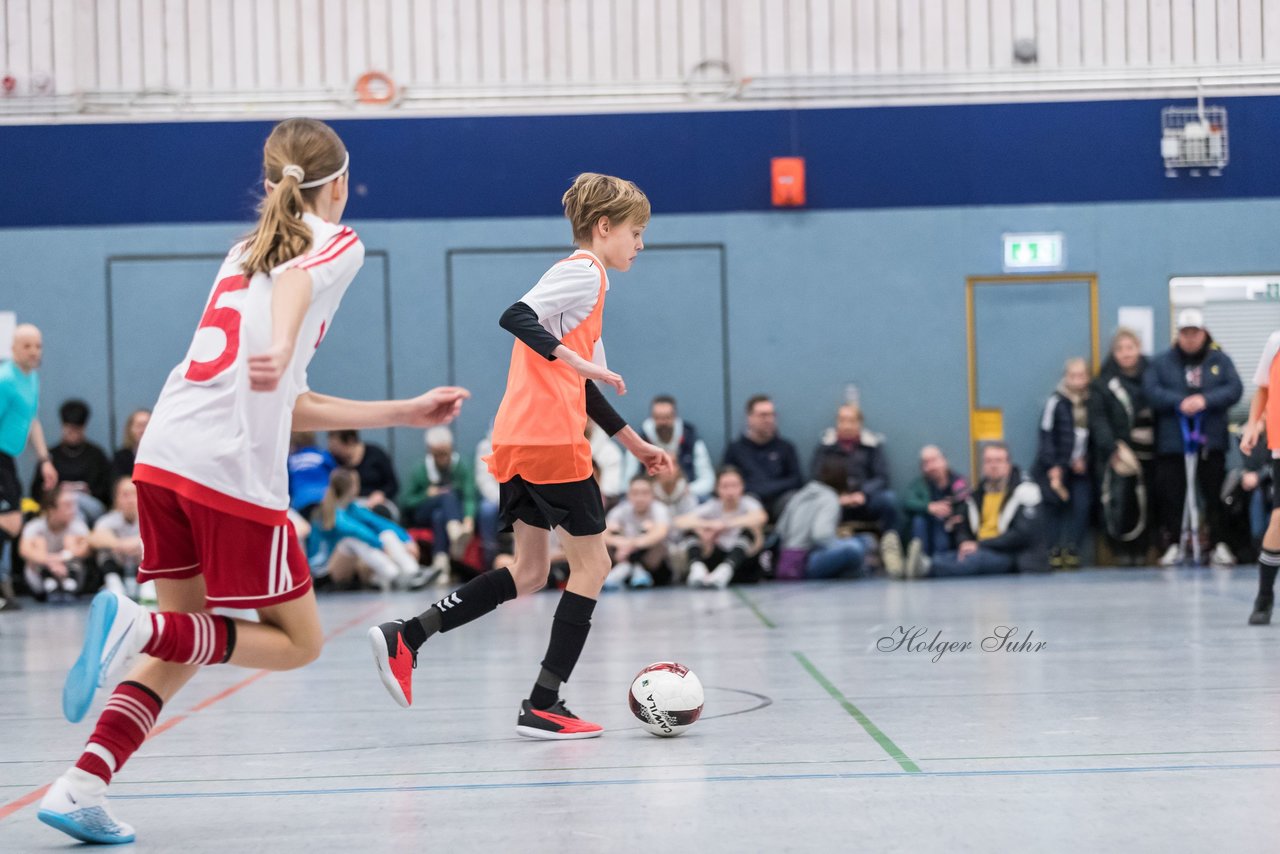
[2,567,1277,852]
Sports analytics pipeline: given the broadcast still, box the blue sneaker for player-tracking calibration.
[628,566,655,588]
[64,591,153,723]
[38,771,136,844]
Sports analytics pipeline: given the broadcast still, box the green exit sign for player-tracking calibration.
[1003,232,1066,271]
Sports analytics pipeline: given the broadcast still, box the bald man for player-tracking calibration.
[0,324,58,610]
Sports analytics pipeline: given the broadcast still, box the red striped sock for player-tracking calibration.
[141,612,236,665]
[74,681,163,785]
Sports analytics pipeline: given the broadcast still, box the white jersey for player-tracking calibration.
[520,249,609,369]
[135,213,364,524]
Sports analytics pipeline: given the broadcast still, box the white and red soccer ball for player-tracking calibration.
[628,662,704,737]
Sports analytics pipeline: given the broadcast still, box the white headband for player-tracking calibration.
[269,151,350,190]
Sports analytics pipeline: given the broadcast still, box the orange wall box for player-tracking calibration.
[771,157,806,207]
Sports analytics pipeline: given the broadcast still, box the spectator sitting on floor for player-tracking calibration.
[811,403,903,574]
[473,428,504,570]
[307,468,430,592]
[906,442,1045,579]
[328,429,401,520]
[902,445,969,566]
[32,398,113,524]
[1144,309,1243,566]
[775,458,874,580]
[603,475,671,590]
[90,476,143,600]
[722,394,804,520]
[1035,358,1092,570]
[19,484,92,600]
[587,421,626,506]
[110,408,150,482]
[624,395,715,500]
[675,466,768,589]
[1088,328,1155,564]
[404,426,477,575]
[288,431,336,518]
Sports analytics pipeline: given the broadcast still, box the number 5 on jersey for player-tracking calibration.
[185,275,250,383]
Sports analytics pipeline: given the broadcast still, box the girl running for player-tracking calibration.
[38,118,468,844]
[369,173,671,738]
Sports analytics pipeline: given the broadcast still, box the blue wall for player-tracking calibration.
[4,98,1280,490]
[5,95,1280,227]
[4,197,1280,493]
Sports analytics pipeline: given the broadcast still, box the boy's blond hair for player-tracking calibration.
[562,173,651,242]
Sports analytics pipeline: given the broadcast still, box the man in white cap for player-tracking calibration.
[1143,308,1243,565]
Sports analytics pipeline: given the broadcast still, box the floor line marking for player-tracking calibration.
[793,651,920,773]
[732,587,777,628]
[102,760,1280,801]
[0,601,388,823]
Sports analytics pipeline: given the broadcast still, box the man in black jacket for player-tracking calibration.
[811,404,903,572]
[722,394,803,520]
[1143,309,1243,565]
[908,443,1045,578]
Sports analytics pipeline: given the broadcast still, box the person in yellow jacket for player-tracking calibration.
[369,174,671,737]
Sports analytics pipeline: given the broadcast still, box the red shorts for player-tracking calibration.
[136,481,312,609]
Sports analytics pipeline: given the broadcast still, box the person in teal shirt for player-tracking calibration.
[0,324,58,610]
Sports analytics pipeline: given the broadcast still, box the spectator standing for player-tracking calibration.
[1,324,58,609]
[1144,309,1243,565]
[1035,358,1092,569]
[722,394,803,519]
[1088,329,1155,563]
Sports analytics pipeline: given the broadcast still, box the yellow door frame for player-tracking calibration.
[965,273,1101,478]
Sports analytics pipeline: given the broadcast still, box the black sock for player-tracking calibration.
[404,569,517,651]
[1259,549,1280,601]
[687,542,706,564]
[221,617,237,663]
[530,591,596,710]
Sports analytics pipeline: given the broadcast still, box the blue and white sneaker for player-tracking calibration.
[37,770,136,845]
[602,562,633,591]
[628,566,655,588]
[63,591,153,723]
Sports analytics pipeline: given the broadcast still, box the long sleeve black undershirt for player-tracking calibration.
[499,300,628,437]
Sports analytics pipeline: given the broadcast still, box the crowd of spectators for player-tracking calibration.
[0,308,1266,607]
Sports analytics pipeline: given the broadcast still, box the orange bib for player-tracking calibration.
[486,254,607,484]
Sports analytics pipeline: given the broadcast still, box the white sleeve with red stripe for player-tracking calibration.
[1253,331,1280,388]
[275,226,365,295]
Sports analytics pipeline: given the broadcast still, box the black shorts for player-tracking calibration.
[498,475,606,538]
[0,453,21,516]
[1271,459,1280,504]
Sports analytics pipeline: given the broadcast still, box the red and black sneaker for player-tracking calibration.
[367,621,417,708]
[516,698,603,740]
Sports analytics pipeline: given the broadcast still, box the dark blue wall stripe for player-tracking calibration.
[7,95,1280,227]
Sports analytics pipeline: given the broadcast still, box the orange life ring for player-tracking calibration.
[355,71,397,105]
